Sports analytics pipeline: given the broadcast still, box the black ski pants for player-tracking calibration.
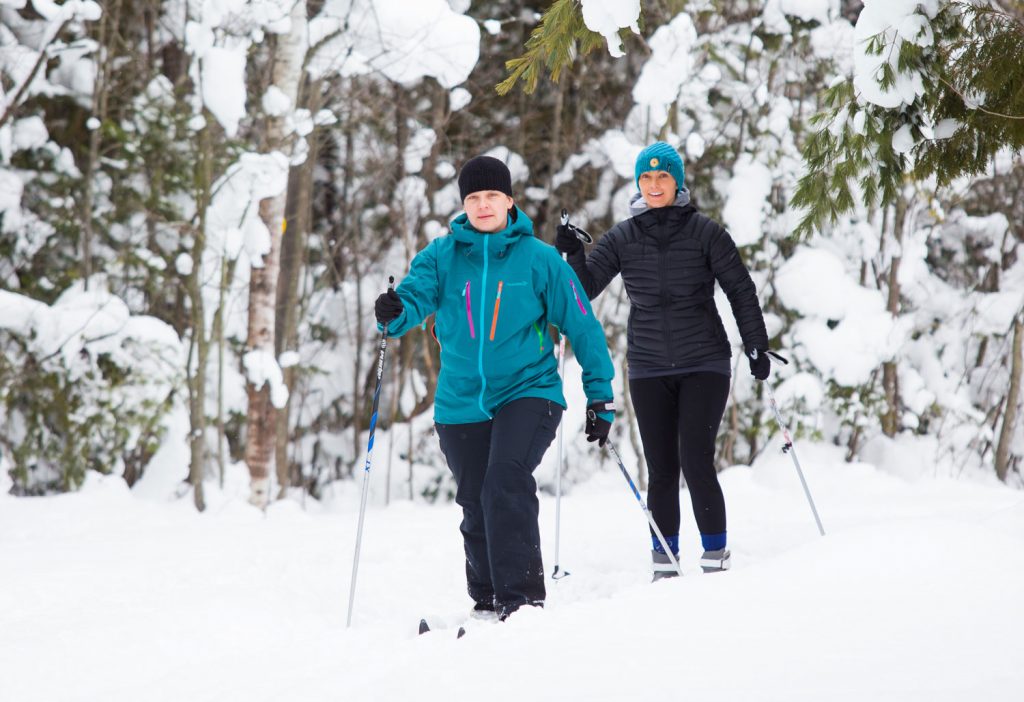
[629,372,731,547]
[435,397,561,619]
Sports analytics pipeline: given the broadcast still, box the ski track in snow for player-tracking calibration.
[1,448,1023,702]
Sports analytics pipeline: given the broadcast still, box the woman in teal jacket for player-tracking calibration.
[374,155,615,620]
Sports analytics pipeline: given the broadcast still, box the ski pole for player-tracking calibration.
[346,276,395,627]
[550,211,592,580]
[754,350,826,537]
[599,428,684,578]
[552,256,570,580]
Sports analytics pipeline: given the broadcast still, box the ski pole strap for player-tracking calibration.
[750,348,790,365]
[559,207,594,244]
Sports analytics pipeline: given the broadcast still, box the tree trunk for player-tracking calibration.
[543,78,565,241]
[244,2,308,507]
[995,313,1023,482]
[80,0,123,287]
[880,200,906,437]
[275,77,321,497]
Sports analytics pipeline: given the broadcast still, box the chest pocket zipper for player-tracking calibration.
[489,281,504,341]
[463,281,475,339]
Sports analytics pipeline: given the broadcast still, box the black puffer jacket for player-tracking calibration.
[565,192,768,373]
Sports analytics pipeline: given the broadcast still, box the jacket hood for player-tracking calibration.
[450,206,535,254]
[628,187,691,217]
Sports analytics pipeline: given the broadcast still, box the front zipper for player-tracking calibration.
[489,280,504,340]
[476,238,490,418]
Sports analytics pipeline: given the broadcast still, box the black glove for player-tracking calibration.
[585,401,615,447]
[555,223,583,256]
[374,289,403,325]
[747,348,771,381]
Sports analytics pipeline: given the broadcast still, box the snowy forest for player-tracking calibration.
[2,0,1022,503]
[3,2,1024,701]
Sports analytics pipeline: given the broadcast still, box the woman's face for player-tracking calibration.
[638,170,677,209]
[463,191,514,232]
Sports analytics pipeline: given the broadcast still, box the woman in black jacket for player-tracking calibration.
[556,141,772,578]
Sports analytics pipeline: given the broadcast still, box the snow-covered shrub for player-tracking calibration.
[0,284,183,494]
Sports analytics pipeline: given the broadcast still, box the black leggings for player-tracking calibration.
[435,397,561,618]
[629,372,731,549]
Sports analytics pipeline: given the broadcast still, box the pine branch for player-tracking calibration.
[495,0,616,96]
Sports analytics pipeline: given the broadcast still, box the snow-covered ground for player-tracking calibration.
[2,440,1022,702]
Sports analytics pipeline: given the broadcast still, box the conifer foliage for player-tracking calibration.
[793,1,1024,237]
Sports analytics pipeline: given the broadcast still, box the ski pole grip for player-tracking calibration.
[387,275,395,291]
[767,350,789,365]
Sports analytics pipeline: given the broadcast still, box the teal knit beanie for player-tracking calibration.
[634,142,685,191]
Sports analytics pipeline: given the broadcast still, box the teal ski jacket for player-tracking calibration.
[384,207,615,425]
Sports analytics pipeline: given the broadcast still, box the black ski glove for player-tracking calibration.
[585,401,615,447]
[374,289,403,325]
[747,348,771,381]
[555,223,583,256]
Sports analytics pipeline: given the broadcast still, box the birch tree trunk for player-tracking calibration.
[245,2,308,507]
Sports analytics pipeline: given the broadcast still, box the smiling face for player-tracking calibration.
[638,170,678,209]
[463,190,514,232]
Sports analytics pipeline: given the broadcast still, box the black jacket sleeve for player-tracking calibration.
[706,226,769,351]
[565,225,622,300]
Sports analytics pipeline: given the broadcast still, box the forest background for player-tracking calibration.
[2,0,1023,510]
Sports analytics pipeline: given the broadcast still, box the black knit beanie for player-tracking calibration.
[458,155,513,201]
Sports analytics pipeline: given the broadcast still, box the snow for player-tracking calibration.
[27,0,101,22]
[1,439,1022,701]
[279,349,300,368]
[205,151,290,266]
[201,46,248,137]
[580,0,641,58]
[12,115,47,150]
[774,247,903,386]
[309,0,480,89]
[449,87,472,112]
[892,123,915,154]
[0,168,23,213]
[784,0,835,23]
[853,0,936,109]
[3,3,1024,697]
[722,155,773,246]
[632,13,697,113]
[763,0,837,33]
[685,131,706,160]
[261,85,292,116]
[174,252,194,276]
[242,349,289,409]
[184,20,215,57]
[933,118,959,140]
[810,19,855,75]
